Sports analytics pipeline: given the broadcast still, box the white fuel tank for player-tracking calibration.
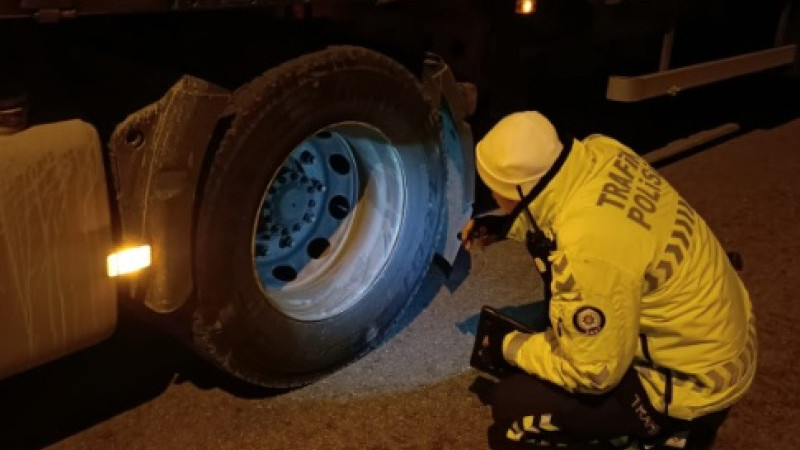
[0,120,116,380]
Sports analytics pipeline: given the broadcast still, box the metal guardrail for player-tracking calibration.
[607,44,798,102]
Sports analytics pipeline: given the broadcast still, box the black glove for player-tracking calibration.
[470,214,513,241]
[469,306,532,379]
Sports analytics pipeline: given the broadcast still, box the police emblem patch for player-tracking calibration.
[573,306,605,335]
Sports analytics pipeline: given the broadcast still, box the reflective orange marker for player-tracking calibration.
[107,245,152,277]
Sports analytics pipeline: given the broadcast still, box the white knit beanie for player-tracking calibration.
[476,111,563,201]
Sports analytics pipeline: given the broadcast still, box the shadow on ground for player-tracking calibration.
[0,252,466,450]
[0,306,283,449]
[0,316,179,449]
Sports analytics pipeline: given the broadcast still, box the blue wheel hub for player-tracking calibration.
[254,131,357,288]
[251,124,406,322]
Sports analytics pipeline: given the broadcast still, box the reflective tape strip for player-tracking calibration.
[675,218,693,236]
[692,377,706,393]
[554,274,575,292]
[677,199,696,218]
[741,321,758,373]
[672,230,690,249]
[675,318,758,397]
[676,207,695,225]
[559,292,583,302]
[656,260,674,280]
[723,361,741,387]
[640,367,675,400]
[665,244,684,264]
[552,255,568,275]
[706,370,724,394]
[673,372,694,383]
[646,203,696,294]
[588,366,611,389]
[507,422,524,441]
[522,416,540,433]
[737,350,750,378]
[539,414,560,432]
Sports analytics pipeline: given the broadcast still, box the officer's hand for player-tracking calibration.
[475,331,516,377]
[460,219,499,251]
[470,307,528,379]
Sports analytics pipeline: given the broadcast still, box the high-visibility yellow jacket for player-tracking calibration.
[501,134,757,420]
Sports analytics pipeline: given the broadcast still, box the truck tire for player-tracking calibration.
[192,46,445,388]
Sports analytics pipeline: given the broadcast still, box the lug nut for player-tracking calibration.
[301,151,315,164]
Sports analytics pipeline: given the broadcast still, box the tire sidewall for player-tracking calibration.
[194,48,444,385]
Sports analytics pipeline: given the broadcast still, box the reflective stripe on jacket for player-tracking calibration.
[501,135,756,420]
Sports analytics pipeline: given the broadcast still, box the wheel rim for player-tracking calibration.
[252,123,405,321]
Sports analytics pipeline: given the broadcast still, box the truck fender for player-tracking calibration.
[109,76,231,313]
[421,53,476,265]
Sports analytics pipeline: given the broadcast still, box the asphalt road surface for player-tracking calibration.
[2,115,800,449]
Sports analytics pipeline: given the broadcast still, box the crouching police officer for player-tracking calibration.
[462,112,756,449]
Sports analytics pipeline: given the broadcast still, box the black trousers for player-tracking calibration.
[488,368,729,449]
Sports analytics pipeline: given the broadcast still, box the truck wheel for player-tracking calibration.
[192,46,445,388]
